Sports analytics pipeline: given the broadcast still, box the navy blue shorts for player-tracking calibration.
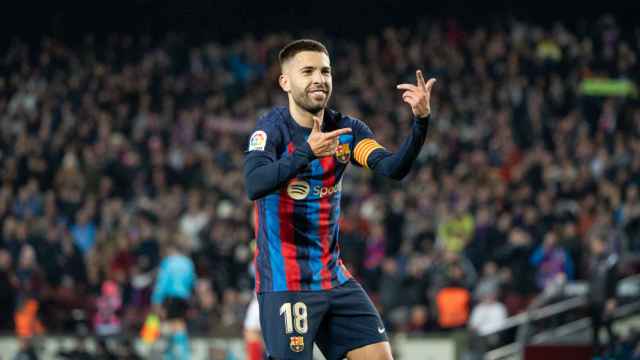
[258,279,388,360]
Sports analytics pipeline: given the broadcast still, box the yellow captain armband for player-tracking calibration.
[353,138,385,168]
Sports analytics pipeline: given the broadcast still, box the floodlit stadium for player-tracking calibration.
[1,2,639,359]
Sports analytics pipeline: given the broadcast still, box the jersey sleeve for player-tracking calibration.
[350,116,430,180]
[245,117,281,158]
[243,117,315,200]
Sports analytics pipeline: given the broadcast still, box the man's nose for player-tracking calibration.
[312,70,324,84]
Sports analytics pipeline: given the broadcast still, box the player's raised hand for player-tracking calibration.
[396,70,436,119]
[307,116,352,158]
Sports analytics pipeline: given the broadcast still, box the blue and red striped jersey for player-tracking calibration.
[244,107,377,292]
[244,106,429,292]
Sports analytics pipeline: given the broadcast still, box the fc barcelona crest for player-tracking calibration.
[289,336,304,352]
[335,143,351,163]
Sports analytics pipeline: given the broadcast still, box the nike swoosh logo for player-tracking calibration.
[378,327,385,333]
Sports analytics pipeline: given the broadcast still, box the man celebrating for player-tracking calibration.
[243,39,436,360]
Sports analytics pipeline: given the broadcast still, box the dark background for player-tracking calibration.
[2,1,639,46]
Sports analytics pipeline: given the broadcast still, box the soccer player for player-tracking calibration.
[243,39,436,360]
[151,241,196,360]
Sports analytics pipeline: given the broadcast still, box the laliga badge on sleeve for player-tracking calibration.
[248,130,267,151]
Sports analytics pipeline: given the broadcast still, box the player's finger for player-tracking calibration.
[402,91,418,100]
[312,116,321,132]
[416,70,426,89]
[319,145,336,156]
[425,78,437,94]
[402,90,415,99]
[402,93,417,105]
[396,84,420,92]
[325,127,352,138]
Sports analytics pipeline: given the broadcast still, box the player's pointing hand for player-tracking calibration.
[396,70,436,119]
[307,116,352,158]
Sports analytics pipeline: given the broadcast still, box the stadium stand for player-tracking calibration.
[1,10,639,359]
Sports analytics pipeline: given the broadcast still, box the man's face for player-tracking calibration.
[281,51,332,114]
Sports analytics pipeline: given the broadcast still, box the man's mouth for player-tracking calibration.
[308,88,327,95]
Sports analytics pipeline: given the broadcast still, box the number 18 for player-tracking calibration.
[279,302,308,334]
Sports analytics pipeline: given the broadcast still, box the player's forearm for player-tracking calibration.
[369,116,429,180]
[244,143,315,200]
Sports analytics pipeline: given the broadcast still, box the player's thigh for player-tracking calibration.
[258,291,328,359]
[316,280,389,360]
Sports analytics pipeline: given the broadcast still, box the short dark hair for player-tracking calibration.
[278,39,329,67]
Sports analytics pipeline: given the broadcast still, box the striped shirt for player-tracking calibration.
[244,107,428,292]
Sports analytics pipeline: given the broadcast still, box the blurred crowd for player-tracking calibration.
[1,14,639,344]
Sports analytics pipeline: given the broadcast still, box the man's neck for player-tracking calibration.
[289,98,324,129]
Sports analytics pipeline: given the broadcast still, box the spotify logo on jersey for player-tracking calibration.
[286,180,342,200]
[287,180,310,200]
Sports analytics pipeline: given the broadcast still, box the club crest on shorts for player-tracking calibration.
[248,130,267,151]
[335,143,351,163]
[289,336,304,352]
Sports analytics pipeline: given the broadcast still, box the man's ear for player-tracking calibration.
[279,73,290,92]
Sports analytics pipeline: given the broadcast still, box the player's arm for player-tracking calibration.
[244,117,351,200]
[353,116,430,180]
[244,134,315,201]
[353,70,436,180]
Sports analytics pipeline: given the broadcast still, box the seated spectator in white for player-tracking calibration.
[469,284,507,336]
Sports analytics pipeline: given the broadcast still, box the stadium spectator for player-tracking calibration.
[495,228,536,314]
[93,280,122,338]
[469,284,508,336]
[529,230,575,291]
[435,273,471,330]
